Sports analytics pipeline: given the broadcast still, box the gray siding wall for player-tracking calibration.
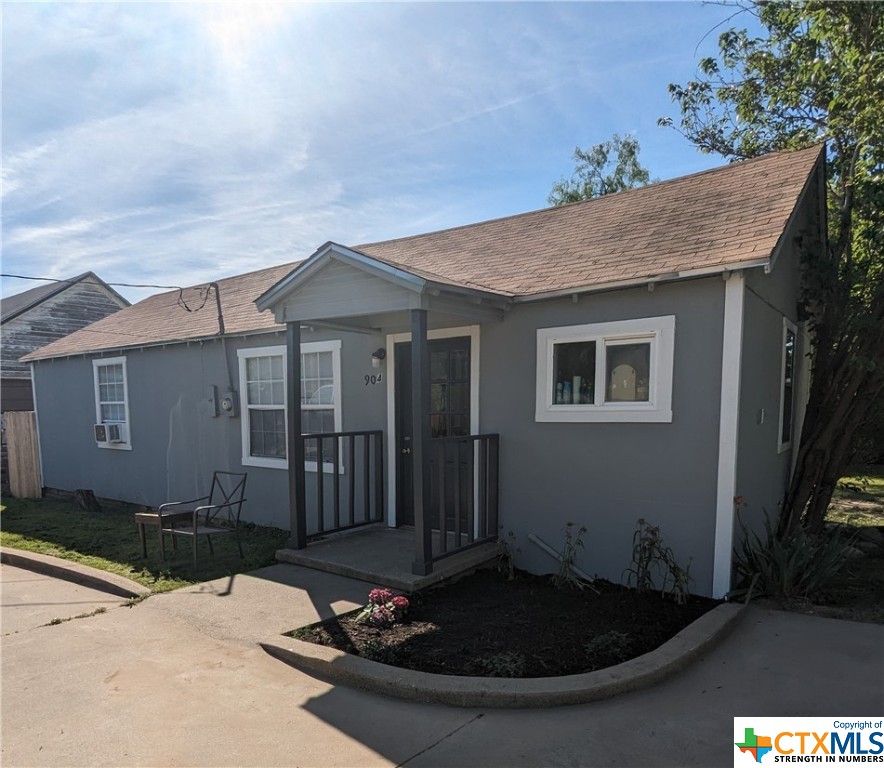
[2,282,127,379]
[480,277,726,596]
[280,259,417,322]
[33,328,387,530]
[735,186,814,538]
[34,270,783,597]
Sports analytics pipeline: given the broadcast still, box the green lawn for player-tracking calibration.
[814,468,884,623]
[3,472,881,614]
[827,470,884,527]
[0,496,289,593]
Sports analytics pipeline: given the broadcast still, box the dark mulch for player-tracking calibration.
[291,568,719,678]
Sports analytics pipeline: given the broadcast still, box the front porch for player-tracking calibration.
[256,242,508,584]
[276,526,500,592]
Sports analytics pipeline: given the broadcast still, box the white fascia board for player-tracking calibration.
[256,243,428,314]
[514,259,770,304]
[255,245,336,311]
[712,270,745,599]
[326,245,429,292]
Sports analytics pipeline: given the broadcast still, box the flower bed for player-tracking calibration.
[290,568,719,678]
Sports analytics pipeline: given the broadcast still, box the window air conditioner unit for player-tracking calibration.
[94,423,126,443]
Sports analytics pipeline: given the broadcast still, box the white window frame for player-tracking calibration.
[778,317,798,454]
[92,356,132,450]
[237,340,342,472]
[535,316,675,423]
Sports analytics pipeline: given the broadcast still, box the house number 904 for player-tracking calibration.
[364,373,383,386]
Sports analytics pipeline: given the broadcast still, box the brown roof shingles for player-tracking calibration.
[24,145,821,361]
[23,262,296,361]
[356,144,820,297]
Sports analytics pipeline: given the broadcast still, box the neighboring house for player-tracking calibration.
[22,146,824,598]
[1,272,130,411]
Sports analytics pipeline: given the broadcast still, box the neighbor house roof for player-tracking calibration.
[23,144,823,362]
[1,272,129,324]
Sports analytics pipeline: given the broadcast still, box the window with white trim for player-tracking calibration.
[237,341,342,471]
[778,318,797,452]
[93,356,132,448]
[535,316,675,423]
[243,347,287,462]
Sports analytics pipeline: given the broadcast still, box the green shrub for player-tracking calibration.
[731,512,855,601]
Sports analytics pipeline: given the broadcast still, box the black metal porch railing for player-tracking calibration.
[302,430,384,538]
[428,433,499,562]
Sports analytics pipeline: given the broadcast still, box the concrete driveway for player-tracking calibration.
[1,563,127,634]
[1,561,882,767]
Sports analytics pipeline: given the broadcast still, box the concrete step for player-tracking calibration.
[276,532,500,592]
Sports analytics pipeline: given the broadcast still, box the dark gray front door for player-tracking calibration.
[394,336,471,526]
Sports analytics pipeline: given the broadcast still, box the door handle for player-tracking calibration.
[401,447,411,455]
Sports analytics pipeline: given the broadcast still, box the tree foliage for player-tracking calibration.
[548,134,652,205]
[661,1,884,533]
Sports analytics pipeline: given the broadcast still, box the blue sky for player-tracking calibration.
[1,2,760,304]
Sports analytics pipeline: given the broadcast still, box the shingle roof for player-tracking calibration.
[1,272,129,323]
[22,263,296,361]
[23,145,822,362]
[355,144,823,297]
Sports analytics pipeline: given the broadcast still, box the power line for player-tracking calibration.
[0,273,185,291]
[1,272,224,330]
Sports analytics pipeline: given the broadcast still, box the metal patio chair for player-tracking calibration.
[135,471,247,571]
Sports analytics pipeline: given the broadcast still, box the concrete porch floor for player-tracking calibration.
[275,526,500,592]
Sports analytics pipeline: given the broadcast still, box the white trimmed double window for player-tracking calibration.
[535,316,675,423]
[93,356,132,448]
[237,340,342,471]
[778,318,797,453]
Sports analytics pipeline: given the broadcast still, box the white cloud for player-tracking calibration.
[2,2,753,303]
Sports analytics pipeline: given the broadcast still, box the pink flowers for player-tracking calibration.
[371,606,394,625]
[358,588,410,627]
[368,588,394,605]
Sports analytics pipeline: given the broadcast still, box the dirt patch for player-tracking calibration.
[291,569,719,677]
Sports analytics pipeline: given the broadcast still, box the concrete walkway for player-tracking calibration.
[145,563,378,646]
[1,563,127,634]
[2,558,882,767]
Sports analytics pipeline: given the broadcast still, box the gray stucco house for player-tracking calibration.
[23,145,825,598]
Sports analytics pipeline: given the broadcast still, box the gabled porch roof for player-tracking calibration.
[264,243,503,578]
[255,242,510,329]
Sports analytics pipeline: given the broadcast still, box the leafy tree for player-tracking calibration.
[660,1,884,533]
[548,134,652,205]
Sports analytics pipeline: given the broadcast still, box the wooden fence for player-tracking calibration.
[6,411,42,498]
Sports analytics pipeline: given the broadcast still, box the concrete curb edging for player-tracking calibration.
[0,547,151,599]
[261,601,747,708]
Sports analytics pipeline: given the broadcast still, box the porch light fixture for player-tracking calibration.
[371,348,386,368]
